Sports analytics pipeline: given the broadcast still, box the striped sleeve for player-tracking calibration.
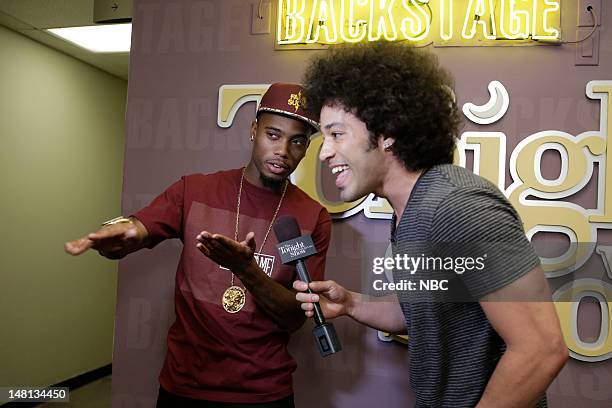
[430,186,541,299]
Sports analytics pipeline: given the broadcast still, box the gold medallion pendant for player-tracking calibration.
[222,168,287,313]
[222,286,246,313]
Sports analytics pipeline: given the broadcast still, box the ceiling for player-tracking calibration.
[0,0,130,79]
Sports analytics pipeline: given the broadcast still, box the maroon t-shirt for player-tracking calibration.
[133,168,331,403]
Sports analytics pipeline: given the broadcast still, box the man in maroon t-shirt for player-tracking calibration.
[65,83,332,407]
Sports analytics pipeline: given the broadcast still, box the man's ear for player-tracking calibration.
[382,137,395,151]
[250,120,257,141]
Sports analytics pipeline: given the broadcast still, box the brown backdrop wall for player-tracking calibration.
[112,1,612,407]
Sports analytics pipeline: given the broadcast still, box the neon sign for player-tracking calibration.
[276,0,561,47]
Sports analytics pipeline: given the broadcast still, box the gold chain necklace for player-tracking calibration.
[222,168,288,313]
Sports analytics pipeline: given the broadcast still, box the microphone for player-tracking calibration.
[274,216,342,357]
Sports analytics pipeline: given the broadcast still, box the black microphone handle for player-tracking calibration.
[296,259,326,326]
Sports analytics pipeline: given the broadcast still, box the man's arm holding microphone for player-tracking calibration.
[293,281,407,335]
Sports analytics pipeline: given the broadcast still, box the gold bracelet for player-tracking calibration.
[101,216,132,227]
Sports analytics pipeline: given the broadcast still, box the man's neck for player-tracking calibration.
[378,160,423,224]
[244,162,285,193]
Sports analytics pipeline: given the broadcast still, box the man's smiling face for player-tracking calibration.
[319,104,387,202]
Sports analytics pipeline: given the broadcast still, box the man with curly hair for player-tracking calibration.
[294,42,567,408]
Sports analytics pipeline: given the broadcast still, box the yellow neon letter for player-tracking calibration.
[439,0,453,41]
[368,0,398,41]
[462,0,497,40]
[499,0,531,39]
[532,0,560,40]
[400,0,431,41]
[277,0,307,44]
[306,0,339,43]
[340,0,369,42]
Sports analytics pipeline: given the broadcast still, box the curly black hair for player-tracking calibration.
[302,41,461,171]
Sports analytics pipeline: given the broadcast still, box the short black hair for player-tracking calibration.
[303,41,461,171]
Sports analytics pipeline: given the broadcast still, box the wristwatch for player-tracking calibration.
[101,216,132,227]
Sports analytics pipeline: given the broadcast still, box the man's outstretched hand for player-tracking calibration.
[196,231,258,273]
[64,219,145,259]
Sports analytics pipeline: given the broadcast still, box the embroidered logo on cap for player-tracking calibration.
[288,90,302,112]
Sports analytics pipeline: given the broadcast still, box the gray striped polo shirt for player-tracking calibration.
[391,164,544,407]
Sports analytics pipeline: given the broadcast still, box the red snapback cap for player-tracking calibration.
[257,83,319,132]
